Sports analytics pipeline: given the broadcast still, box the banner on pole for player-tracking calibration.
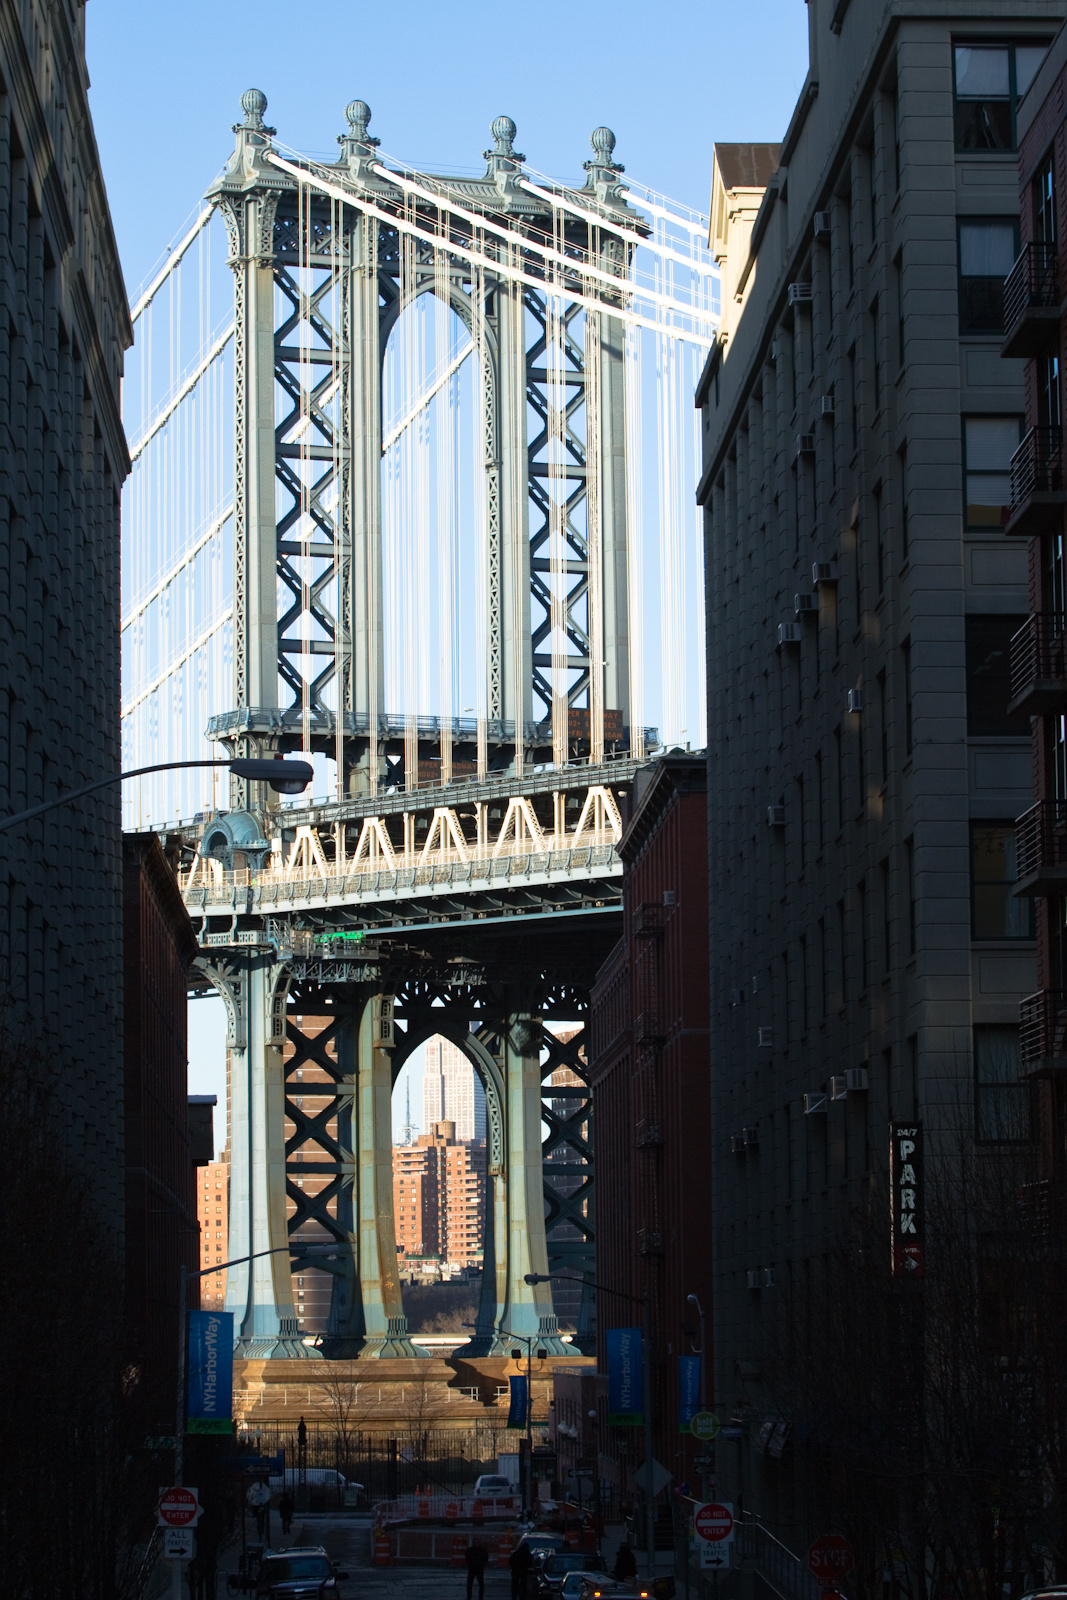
[607,1326,643,1425]
[678,1355,701,1432]
[506,1374,529,1430]
[187,1310,234,1434]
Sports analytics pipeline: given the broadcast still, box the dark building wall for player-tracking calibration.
[123,833,199,1421]
[0,1,131,1222]
[590,754,712,1495]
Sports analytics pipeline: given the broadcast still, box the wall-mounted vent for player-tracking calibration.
[788,281,813,306]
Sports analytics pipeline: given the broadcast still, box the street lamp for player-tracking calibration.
[462,1321,548,1519]
[0,755,314,833]
[525,1271,655,1583]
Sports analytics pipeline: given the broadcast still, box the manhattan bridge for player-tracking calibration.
[122,90,717,1359]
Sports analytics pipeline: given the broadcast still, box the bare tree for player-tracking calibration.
[311,1371,367,1485]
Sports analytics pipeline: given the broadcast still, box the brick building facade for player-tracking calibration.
[393,1120,487,1269]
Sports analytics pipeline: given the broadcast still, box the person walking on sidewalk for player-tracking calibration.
[510,1540,534,1600]
[466,1537,490,1600]
[278,1491,295,1537]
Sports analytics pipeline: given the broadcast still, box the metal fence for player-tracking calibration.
[235,1420,514,1503]
[737,1520,821,1600]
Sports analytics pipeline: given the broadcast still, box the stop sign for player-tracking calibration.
[694,1502,734,1542]
[158,1487,200,1528]
[808,1535,854,1583]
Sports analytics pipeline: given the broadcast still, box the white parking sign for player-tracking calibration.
[164,1528,195,1560]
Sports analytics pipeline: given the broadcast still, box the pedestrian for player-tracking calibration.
[278,1490,295,1537]
[510,1540,534,1600]
[466,1537,490,1600]
[612,1545,638,1582]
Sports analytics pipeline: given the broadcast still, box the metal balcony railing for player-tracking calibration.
[1015,800,1067,890]
[1003,241,1059,352]
[1010,612,1067,713]
[1008,427,1066,534]
[1020,989,1067,1073]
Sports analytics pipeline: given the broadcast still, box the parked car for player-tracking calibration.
[536,1553,607,1598]
[517,1532,568,1567]
[473,1473,515,1498]
[254,1546,348,1599]
[578,1583,649,1600]
[267,1468,361,1498]
[560,1573,614,1600]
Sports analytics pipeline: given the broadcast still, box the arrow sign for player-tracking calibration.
[700,1541,729,1569]
[157,1486,201,1528]
[163,1528,195,1560]
[694,1502,734,1542]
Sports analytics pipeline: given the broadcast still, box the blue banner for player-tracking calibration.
[187,1309,234,1435]
[606,1326,643,1425]
[506,1374,528,1430]
[678,1355,701,1433]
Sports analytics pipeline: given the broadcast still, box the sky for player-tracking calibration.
[93,0,811,1142]
[86,0,810,305]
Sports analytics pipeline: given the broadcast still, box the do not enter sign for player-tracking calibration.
[808,1535,854,1584]
[694,1502,734,1542]
[157,1487,201,1528]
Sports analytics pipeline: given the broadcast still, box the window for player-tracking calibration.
[895,255,905,367]
[902,639,913,755]
[974,1026,1030,1141]
[958,218,1018,331]
[965,614,1028,734]
[848,347,858,451]
[954,42,1048,152]
[971,823,1033,939]
[963,415,1023,528]
[1039,353,1061,430]
[870,299,880,414]
[898,445,909,562]
[906,839,917,955]
[1034,153,1056,244]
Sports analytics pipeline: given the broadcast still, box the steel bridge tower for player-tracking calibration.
[186,91,660,1358]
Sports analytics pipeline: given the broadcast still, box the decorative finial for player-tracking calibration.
[241,88,268,129]
[484,115,525,168]
[584,126,624,178]
[344,99,379,148]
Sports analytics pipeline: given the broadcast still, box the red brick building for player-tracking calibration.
[123,833,201,1422]
[197,1157,229,1311]
[1004,24,1067,1209]
[589,753,711,1497]
[393,1120,486,1268]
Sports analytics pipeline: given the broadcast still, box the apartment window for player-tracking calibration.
[818,917,827,1016]
[815,751,825,851]
[965,613,1028,734]
[974,1026,1030,1142]
[837,899,847,1002]
[971,823,1033,939]
[848,346,858,450]
[953,42,1048,152]
[881,859,891,973]
[963,415,1023,528]
[1039,353,1061,431]
[958,218,1017,331]
[898,445,909,562]
[834,728,844,830]
[846,195,855,289]
[877,670,888,784]
[875,485,885,593]
[868,143,878,240]
[902,639,913,755]
[870,298,880,414]
[906,839,917,955]
[895,255,905,367]
[858,881,869,992]
[1034,152,1056,244]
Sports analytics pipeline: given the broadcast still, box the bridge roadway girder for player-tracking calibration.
[194,899,614,1359]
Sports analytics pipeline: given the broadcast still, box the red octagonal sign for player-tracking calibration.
[808,1535,854,1584]
[158,1487,200,1528]
[694,1503,734,1543]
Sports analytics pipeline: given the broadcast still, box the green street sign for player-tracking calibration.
[690,1411,720,1441]
[187,1418,234,1436]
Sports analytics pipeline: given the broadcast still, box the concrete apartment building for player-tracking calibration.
[696,0,1061,1543]
[392,1120,487,1269]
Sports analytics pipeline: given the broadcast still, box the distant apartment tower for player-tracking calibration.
[392,1121,486,1268]
[696,0,1059,1548]
[422,1036,487,1143]
[198,1159,230,1311]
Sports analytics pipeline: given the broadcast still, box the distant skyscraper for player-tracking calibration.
[421,1037,486,1143]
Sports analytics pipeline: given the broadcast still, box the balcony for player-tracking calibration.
[1019,990,1067,1075]
[1006,427,1067,537]
[1002,243,1060,359]
[1014,801,1067,896]
[1009,613,1067,715]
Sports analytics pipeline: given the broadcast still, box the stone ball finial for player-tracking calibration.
[346,99,372,137]
[584,124,624,178]
[591,126,616,159]
[491,115,517,153]
[241,88,268,128]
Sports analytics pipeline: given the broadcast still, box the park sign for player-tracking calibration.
[890,1124,924,1277]
[187,1309,234,1434]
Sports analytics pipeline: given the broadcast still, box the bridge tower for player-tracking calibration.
[195,90,652,1357]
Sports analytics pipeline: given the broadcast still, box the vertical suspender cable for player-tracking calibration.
[473,252,488,780]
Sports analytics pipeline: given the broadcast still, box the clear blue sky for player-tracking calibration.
[86,0,810,301]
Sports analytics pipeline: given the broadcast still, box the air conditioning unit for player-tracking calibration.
[812,561,838,587]
[830,1075,848,1101]
[744,1126,760,1150]
[813,211,832,240]
[846,1066,870,1093]
[747,1269,762,1290]
[820,393,835,416]
[804,1092,827,1115]
[731,1133,747,1155]
[795,432,816,456]
[767,804,785,827]
[663,889,677,906]
[778,622,802,646]
[795,592,818,616]
[847,688,864,713]
[788,281,813,306]
[730,986,746,1007]
[758,1026,775,1049]
[761,1266,777,1288]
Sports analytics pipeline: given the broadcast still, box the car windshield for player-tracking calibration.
[261,1556,332,1581]
[547,1555,600,1572]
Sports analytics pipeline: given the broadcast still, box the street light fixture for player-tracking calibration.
[525,1271,655,1582]
[0,755,314,833]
